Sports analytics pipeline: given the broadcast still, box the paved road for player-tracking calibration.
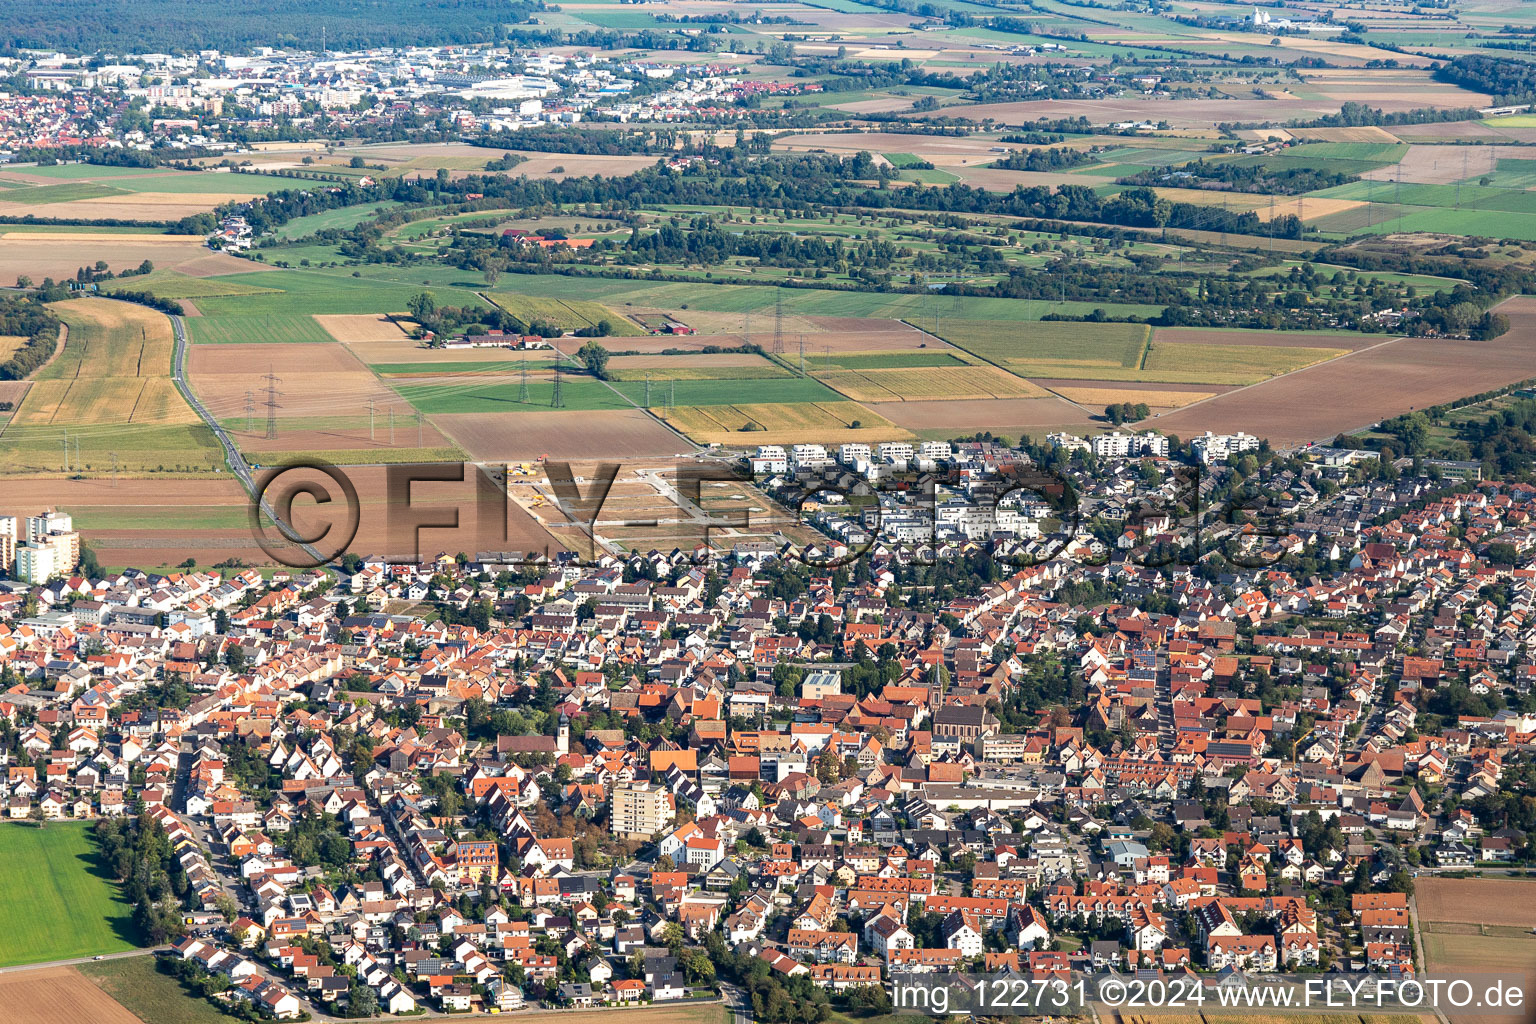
[169,314,325,565]
[0,947,162,975]
[722,983,753,1024]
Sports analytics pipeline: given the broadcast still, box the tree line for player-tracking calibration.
[0,296,62,381]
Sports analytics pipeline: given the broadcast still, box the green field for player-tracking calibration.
[110,172,261,194]
[396,374,843,414]
[0,822,141,967]
[934,319,1151,377]
[273,201,409,239]
[182,268,490,317]
[806,351,968,369]
[10,163,186,180]
[372,359,561,376]
[0,422,226,475]
[81,956,232,1024]
[1310,179,1536,215]
[1228,142,1408,177]
[1319,205,1536,241]
[486,291,645,336]
[100,270,281,299]
[607,363,793,382]
[0,223,174,235]
[1489,157,1536,188]
[0,181,126,204]
[188,314,335,344]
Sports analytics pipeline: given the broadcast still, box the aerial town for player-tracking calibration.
[0,425,1531,1019]
[4,0,1536,1019]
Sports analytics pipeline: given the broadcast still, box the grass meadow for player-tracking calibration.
[0,823,141,967]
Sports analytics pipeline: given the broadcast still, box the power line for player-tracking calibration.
[518,360,530,404]
[772,289,785,355]
[262,370,282,441]
[552,363,565,409]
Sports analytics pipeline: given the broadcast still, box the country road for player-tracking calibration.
[0,947,161,976]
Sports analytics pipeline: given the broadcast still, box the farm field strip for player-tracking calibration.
[815,364,1051,401]
[659,400,915,444]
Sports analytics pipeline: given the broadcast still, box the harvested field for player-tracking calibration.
[1141,342,1347,385]
[0,188,264,222]
[493,152,657,180]
[292,463,563,563]
[651,308,822,338]
[172,253,274,278]
[1147,296,1536,445]
[0,335,26,361]
[0,234,217,287]
[436,409,688,461]
[1149,189,1365,224]
[1361,143,1496,184]
[1417,880,1536,1024]
[1049,385,1216,409]
[0,300,201,463]
[188,342,443,453]
[1288,126,1404,143]
[867,396,1092,434]
[816,365,1050,402]
[0,966,142,1024]
[1417,878,1536,928]
[1151,328,1379,350]
[314,313,412,342]
[660,401,915,445]
[0,380,28,417]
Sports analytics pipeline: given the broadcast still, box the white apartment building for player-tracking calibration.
[0,516,15,574]
[878,442,915,464]
[839,443,871,466]
[791,444,833,470]
[1046,432,1091,455]
[1092,431,1169,459]
[1191,431,1260,465]
[750,445,788,474]
[919,441,952,461]
[610,781,673,839]
[16,539,64,584]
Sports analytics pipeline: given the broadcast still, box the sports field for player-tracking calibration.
[0,823,141,967]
